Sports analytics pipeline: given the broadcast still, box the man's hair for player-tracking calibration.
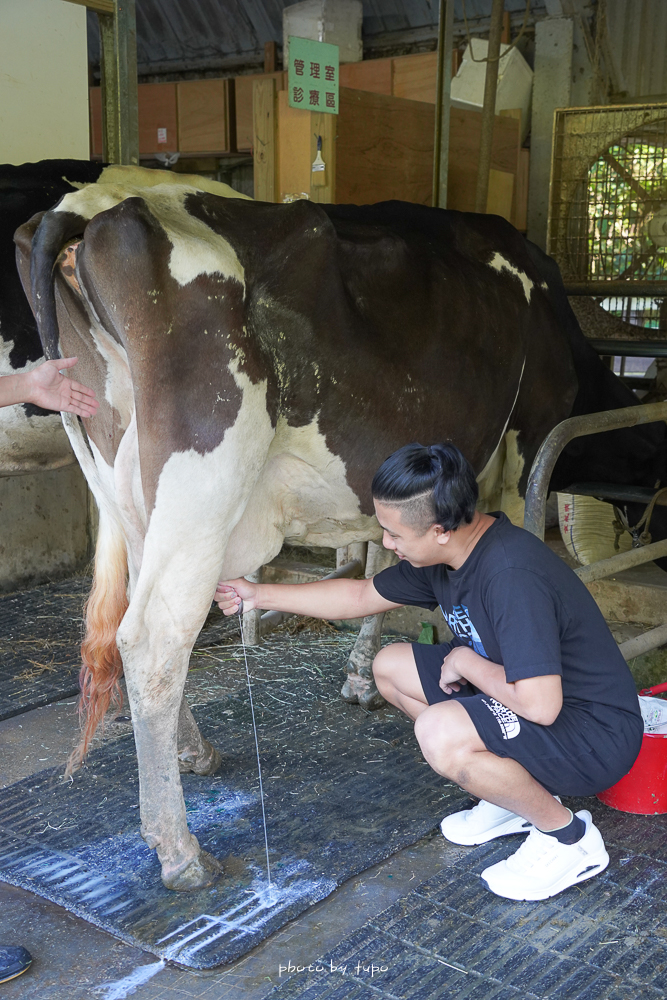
[371,442,479,535]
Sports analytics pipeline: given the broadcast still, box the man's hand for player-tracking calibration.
[214,578,259,615]
[25,358,99,417]
[439,646,467,695]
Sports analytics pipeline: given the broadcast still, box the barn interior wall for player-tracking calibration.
[0,466,93,593]
[0,0,89,164]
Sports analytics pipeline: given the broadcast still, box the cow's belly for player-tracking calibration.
[220,415,380,579]
[0,343,73,474]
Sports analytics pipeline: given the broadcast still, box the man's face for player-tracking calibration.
[374,501,449,567]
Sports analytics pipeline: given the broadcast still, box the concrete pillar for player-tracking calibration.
[526,17,573,250]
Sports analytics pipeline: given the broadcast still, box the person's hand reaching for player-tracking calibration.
[25,358,99,417]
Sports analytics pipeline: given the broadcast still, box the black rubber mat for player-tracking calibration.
[0,578,238,722]
[0,577,89,722]
[261,797,667,1000]
[0,634,468,970]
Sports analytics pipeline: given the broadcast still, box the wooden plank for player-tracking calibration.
[336,88,434,206]
[89,87,103,157]
[138,82,177,154]
[64,0,115,13]
[487,169,514,220]
[447,107,519,212]
[276,90,311,202]
[253,77,277,201]
[177,79,229,154]
[235,71,284,151]
[264,40,277,73]
[339,58,392,95]
[392,52,438,104]
[512,147,530,231]
[310,110,336,203]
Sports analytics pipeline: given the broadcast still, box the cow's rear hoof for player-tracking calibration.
[178,739,223,776]
[341,673,385,710]
[359,683,385,711]
[162,850,224,891]
[340,675,360,704]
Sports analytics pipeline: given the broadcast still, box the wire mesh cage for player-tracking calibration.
[548,103,667,337]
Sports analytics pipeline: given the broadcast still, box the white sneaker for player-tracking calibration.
[440,799,533,845]
[481,810,609,901]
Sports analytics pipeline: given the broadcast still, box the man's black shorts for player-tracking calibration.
[412,642,643,797]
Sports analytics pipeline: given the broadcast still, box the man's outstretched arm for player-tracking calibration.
[215,576,403,622]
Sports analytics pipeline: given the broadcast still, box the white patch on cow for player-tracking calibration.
[56,177,245,294]
[0,337,74,474]
[488,252,534,303]
[85,319,133,429]
[223,414,380,578]
[476,357,526,523]
[65,163,252,202]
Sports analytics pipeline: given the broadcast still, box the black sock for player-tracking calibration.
[540,811,586,845]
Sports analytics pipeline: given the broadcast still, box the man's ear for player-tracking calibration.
[434,524,451,546]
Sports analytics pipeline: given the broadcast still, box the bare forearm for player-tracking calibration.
[255,577,396,620]
[452,648,562,725]
[0,372,33,407]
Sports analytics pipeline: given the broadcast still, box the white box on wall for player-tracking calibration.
[283,0,363,65]
[451,39,534,143]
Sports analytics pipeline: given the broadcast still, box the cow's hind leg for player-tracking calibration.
[118,574,226,891]
[177,698,223,775]
[340,542,396,711]
[341,612,387,710]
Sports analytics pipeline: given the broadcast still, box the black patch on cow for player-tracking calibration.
[3,160,103,369]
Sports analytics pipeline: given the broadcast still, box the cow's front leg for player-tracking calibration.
[340,541,397,711]
[117,605,224,892]
[177,697,223,775]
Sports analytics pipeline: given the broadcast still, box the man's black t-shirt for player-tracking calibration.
[372,512,641,722]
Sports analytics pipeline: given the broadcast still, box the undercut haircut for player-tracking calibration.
[371,442,479,535]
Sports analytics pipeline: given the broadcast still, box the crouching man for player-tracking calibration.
[215,442,643,901]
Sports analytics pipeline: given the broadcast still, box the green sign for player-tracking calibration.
[287,36,339,114]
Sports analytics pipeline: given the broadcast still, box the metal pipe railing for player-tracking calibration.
[575,538,667,584]
[523,400,667,540]
[618,623,667,661]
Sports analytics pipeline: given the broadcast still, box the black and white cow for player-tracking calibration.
[15,172,667,890]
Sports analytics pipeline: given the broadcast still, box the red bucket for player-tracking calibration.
[596,683,667,816]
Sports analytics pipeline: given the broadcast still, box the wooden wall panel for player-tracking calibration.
[253,77,277,201]
[276,90,311,202]
[392,52,438,104]
[177,79,230,154]
[447,108,519,212]
[89,86,102,156]
[138,83,177,154]
[336,88,435,206]
[339,58,392,95]
[236,71,283,152]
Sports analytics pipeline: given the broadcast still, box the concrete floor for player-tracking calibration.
[0,696,456,1000]
[1,538,666,999]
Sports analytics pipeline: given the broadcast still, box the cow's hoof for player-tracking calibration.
[178,739,223,776]
[340,674,360,704]
[359,682,385,711]
[341,672,385,711]
[162,850,224,891]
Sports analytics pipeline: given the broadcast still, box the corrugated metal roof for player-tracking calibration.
[87,0,548,79]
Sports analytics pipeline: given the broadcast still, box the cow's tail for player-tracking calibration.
[29,205,88,359]
[67,503,129,775]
